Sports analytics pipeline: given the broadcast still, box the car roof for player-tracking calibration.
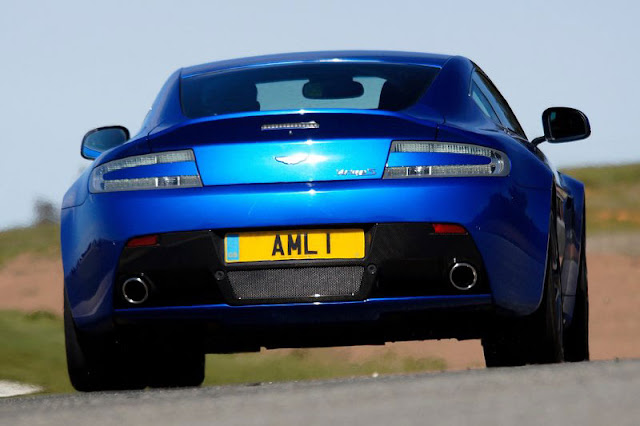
[181,51,454,78]
[137,52,476,137]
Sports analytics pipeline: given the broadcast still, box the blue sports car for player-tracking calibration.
[62,51,591,391]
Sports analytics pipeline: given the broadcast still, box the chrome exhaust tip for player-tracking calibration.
[122,277,150,304]
[449,262,478,291]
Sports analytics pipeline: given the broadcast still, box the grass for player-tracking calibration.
[0,222,60,267]
[205,349,444,386]
[562,163,640,232]
[0,310,444,395]
[0,310,73,394]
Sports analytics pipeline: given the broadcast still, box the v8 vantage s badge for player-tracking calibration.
[336,168,377,176]
[274,154,377,177]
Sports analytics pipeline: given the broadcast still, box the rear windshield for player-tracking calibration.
[180,63,440,118]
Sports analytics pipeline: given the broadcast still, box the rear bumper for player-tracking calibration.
[61,177,551,331]
[112,223,493,349]
[114,295,493,351]
[114,224,489,309]
[114,294,492,325]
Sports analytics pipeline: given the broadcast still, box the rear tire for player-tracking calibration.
[64,291,146,391]
[482,213,564,367]
[147,350,205,388]
[564,222,590,362]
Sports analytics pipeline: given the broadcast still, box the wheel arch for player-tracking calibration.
[557,173,586,321]
[560,174,586,262]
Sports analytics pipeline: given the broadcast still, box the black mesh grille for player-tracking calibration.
[227,266,364,302]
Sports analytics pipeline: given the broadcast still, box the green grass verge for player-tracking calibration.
[0,310,445,395]
[0,310,73,394]
[204,349,444,386]
[562,163,640,232]
[0,223,60,267]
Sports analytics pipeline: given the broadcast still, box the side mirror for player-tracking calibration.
[81,126,130,160]
[532,107,591,146]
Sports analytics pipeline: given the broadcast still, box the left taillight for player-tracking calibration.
[89,150,202,193]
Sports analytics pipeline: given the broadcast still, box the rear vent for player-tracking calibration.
[227,266,364,303]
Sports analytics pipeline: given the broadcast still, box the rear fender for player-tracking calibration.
[557,174,585,322]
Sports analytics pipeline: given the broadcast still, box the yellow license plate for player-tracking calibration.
[224,229,365,263]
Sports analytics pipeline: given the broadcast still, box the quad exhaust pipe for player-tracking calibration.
[122,276,150,304]
[449,262,477,291]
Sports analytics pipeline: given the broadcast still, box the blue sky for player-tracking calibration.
[1,0,638,229]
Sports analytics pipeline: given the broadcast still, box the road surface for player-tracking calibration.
[1,359,639,425]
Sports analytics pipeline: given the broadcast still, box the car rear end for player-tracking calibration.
[62,58,550,353]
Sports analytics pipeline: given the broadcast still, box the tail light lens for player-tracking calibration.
[89,150,202,193]
[383,141,510,178]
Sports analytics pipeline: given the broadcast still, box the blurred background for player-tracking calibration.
[0,0,638,395]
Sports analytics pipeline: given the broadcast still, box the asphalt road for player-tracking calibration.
[2,359,638,426]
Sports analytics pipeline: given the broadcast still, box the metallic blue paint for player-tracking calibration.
[194,138,389,185]
[180,51,452,79]
[63,176,550,329]
[114,295,492,326]
[62,51,586,337]
[82,145,102,161]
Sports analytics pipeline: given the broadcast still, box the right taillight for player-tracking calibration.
[383,141,510,178]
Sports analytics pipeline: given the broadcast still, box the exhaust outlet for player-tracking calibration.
[122,277,150,304]
[449,262,477,291]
